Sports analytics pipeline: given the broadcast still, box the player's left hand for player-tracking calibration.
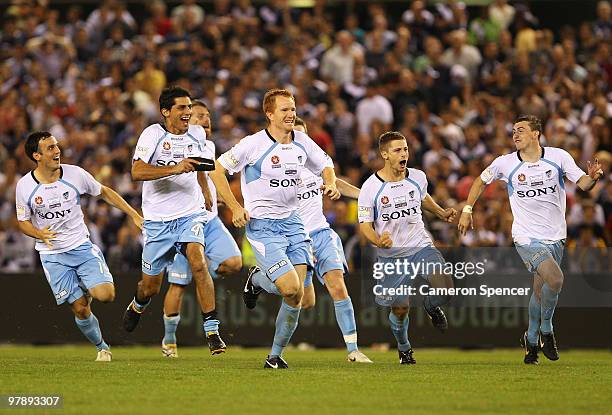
[587,158,604,181]
[439,208,458,223]
[321,184,340,200]
[132,215,144,230]
[231,206,250,227]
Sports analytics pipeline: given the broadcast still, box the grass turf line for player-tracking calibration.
[1,346,611,415]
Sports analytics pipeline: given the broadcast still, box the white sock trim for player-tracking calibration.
[344,333,357,344]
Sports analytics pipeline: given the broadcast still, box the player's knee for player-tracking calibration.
[549,275,564,292]
[189,261,207,280]
[302,293,315,309]
[281,283,301,301]
[219,256,242,275]
[96,290,115,303]
[392,307,409,319]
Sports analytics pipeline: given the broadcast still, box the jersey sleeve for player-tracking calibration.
[203,140,216,160]
[414,170,428,200]
[558,149,586,183]
[76,166,103,196]
[218,136,256,174]
[357,180,375,223]
[481,156,506,184]
[133,126,159,163]
[302,136,334,175]
[15,182,31,221]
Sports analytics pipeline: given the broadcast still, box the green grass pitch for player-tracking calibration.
[1,346,611,415]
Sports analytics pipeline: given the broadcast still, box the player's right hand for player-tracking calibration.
[174,158,199,174]
[377,231,392,248]
[231,206,250,227]
[457,212,473,236]
[38,226,57,248]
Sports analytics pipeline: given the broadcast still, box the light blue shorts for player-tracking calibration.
[40,241,113,305]
[304,227,348,288]
[374,246,446,307]
[167,216,241,284]
[515,239,565,273]
[245,211,313,282]
[141,212,207,276]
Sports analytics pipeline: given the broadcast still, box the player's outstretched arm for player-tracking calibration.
[131,158,199,181]
[422,194,457,223]
[98,186,144,230]
[197,171,213,211]
[336,178,361,199]
[321,167,340,200]
[458,176,487,236]
[359,222,392,249]
[577,158,605,191]
[209,160,249,227]
[17,220,56,248]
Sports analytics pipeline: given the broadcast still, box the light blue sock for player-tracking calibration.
[75,313,108,351]
[163,314,180,345]
[131,296,150,312]
[334,298,358,353]
[270,301,301,357]
[527,293,541,345]
[540,284,559,334]
[253,270,281,296]
[389,312,411,352]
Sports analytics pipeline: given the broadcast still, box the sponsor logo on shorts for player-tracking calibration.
[55,289,68,300]
[142,260,152,270]
[268,259,288,275]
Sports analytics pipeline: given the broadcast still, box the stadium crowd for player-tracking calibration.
[0,0,610,273]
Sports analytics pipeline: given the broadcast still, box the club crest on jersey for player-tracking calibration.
[35,196,43,205]
[409,190,415,200]
[63,191,69,200]
[298,156,303,164]
[546,170,552,179]
[518,173,526,182]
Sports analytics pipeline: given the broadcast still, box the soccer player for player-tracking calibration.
[358,131,457,365]
[15,131,143,362]
[458,115,604,364]
[245,117,372,363]
[209,88,340,369]
[123,86,226,355]
[161,100,242,358]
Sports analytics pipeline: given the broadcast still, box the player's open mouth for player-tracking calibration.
[399,160,407,167]
[53,156,60,161]
[181,116,190,122]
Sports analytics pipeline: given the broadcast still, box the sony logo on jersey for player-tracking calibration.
[381,207,419,221]
[516,185,558,198]
[37,209,72,220]
[156,160,180,166]
[298,189,320,200]
[270,178,299,187]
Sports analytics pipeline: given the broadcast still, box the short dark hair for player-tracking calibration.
[378,131,407,151]
[25,131,52,162]
[514,114,542,138]
[159,86,191,112]
[192,99,208,110]
[294,117,308,133]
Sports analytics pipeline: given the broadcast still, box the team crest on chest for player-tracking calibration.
[162,141,171,151]
[271,155,281,168]
[35,196,43,205]
[518,173,526,182]
[63,191,69,200]
[409,190,415,200]
[381,196,389,205]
